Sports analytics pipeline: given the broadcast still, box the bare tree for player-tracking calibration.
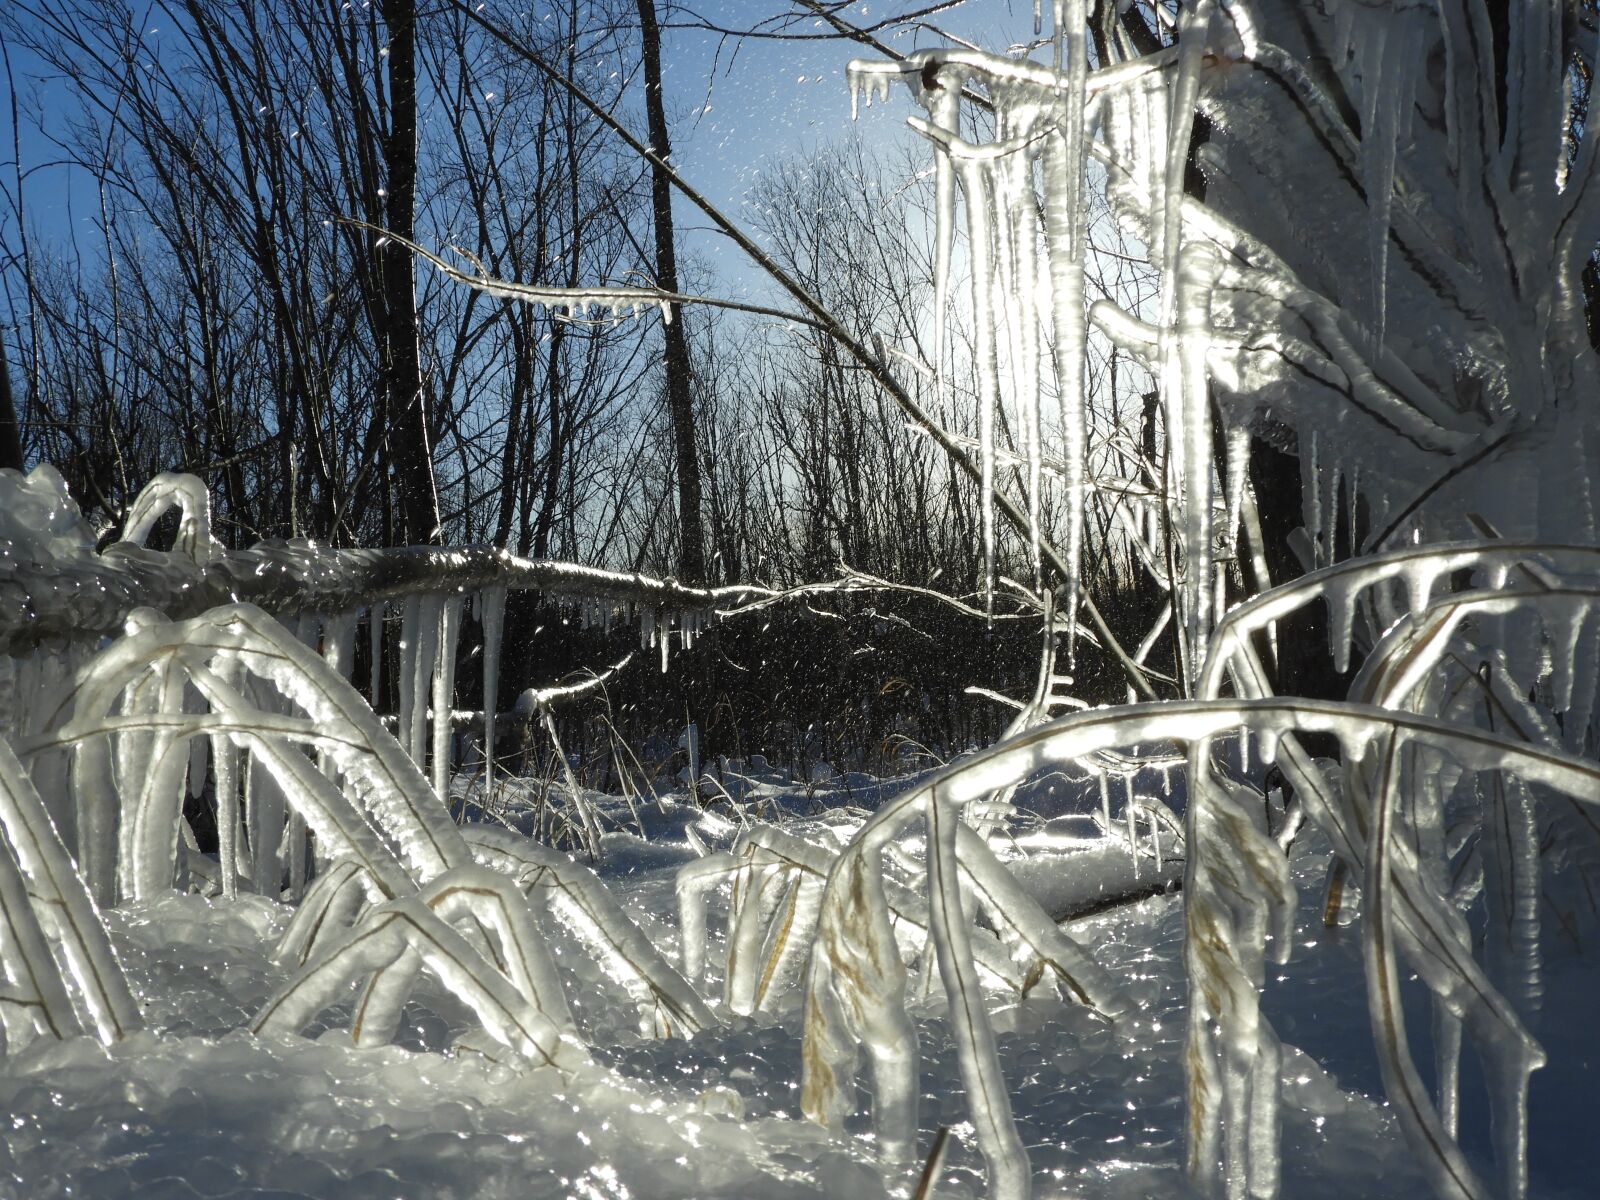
[634,0,705,582]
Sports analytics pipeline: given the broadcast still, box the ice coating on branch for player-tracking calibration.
[117,472,222,565]
[464,826,714,1038]
[0,465,96,566]
[0,732,140,1046]
[1198,542,1600,1200]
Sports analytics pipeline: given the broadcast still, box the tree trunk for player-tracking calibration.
[635,0,706,583]
[381,0,441,546]
[0,336,23,472]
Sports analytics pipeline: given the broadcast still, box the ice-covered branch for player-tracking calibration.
[0,467,776,654]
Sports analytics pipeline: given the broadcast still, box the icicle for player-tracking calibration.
[1125,789,1141,876]
[1325,578,1360,675]
[432,596,463,802]
[1043,11,1089,650]
[1176,245,1222,686]
[1302,431,1323,562]
[213,659,241,901]
[1224,427,1251,551]
[246,675,286,899]
[1320,462,1342,563]
[124,653,190,901]
[956,150,1002,613]
[187,719,208,802]
[412,598,438,767]
[1565,612,1599,755]
[283,616,323,900]
[368,601,385,711]
[408,596,442,767]
[1402,560,1440,615]
[1355,11,1421,353]
[991,99,1044,583]
[1098,771,1111,833]
[1482,773,1543,1025]
[1154,0,1216,682]
[0,654,15,746]
[1546,601,1584,715]
[398,596,420,766]
[1432,998,1463,1140]
[323,611,358,681]
[480,586,507,815]
[1346,465,1361,562]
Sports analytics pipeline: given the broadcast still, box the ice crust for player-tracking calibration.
[0,822,1478,1200]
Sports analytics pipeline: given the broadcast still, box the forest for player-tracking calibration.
[0,2,1597,1199]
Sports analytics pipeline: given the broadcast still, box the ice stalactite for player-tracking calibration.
[398,596,419,765]
[1048,0,1089,650]
[480,586,507,810]
[248,672,287,900]
[414,597,443,769]
[993,96,1044,583]
[213,655,242,900]
[431,596,462,801]
[923,68,962,389]
[115,615,190,902]
[1301,431,1323,566]
[124,654,191,902]
[1352,7,1422,354]
[1224,428,1250,554]
[399,595,442,771]
[1177,242,1222,687]
[1157,0,1217,687]
[318,612,361,877]
[284,613,324,901]
[961,148,1002,611]
[1476,673,1547,1029]
[368,600,385,712]
[322,611,359,682]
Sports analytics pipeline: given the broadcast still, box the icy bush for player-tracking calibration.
[1,4,1599,1199]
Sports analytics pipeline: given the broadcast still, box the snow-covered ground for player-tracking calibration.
[4,759,1590,1200]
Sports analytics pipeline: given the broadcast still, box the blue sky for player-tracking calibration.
[660,1,1037,297]
[0,1,1040,317]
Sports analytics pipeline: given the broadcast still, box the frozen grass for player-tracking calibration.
[4,790,1579,1200]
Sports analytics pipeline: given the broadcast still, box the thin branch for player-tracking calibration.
[452,1,1159,699]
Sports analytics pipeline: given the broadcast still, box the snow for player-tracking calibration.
[11,799,1589,1200]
